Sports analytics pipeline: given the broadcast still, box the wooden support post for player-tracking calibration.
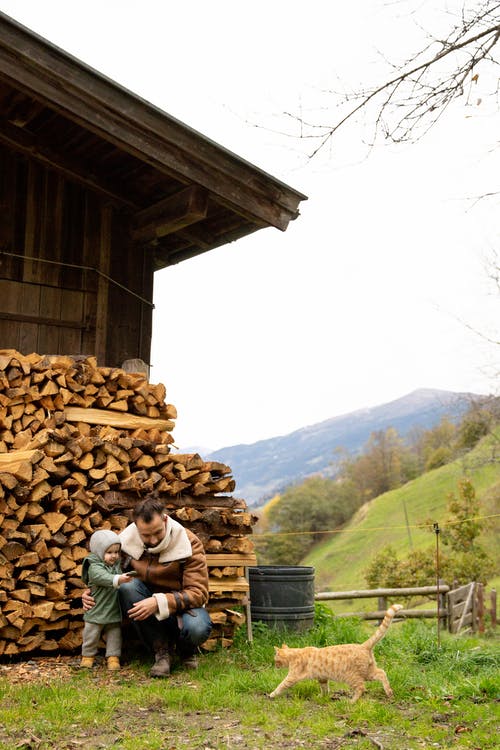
[490,589,497,628]
[245,566,253,643]
[377,595,387,624]
[477,583,484,634]
[472,582,478,634]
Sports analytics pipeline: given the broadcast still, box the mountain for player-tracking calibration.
[205,388,483,507]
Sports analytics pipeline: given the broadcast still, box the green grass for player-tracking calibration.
[0,608,498,749]
[1,434,498,749]
[303,431,500,600]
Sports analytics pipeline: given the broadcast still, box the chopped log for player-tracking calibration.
[16,551,40,567]
[43,513,67,533]
[30,480,52,502]
[2,541,26,560]
[221,536,255,554]
[45,580,65,600]
[32,601,54,618]
[58,630,81,651]
[11,588,31,603]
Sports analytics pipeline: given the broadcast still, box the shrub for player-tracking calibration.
[365,545,436,589]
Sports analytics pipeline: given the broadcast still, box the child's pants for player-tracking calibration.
[82,621,122,657]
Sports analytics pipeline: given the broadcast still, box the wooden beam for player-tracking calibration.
[0,311,88,330]
[132,186,208,244]
[153,221,261,269]
[0,117,137,209]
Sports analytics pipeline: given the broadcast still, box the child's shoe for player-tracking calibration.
[80,656,94,668]
[107,656,121,671]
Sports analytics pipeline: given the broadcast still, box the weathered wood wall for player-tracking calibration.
[0,145,153,367]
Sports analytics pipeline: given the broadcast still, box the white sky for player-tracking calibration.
[2,0,499,450]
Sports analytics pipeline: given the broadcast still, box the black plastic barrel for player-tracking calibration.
[249,565,315,630]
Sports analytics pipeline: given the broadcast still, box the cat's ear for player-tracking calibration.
[282,643,288,648]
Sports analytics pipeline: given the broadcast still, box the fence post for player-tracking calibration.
[438,579,447,619]
[377,595,387,624]
[471,582,478,633]
[477,583,484,634]
[491,589,497,628]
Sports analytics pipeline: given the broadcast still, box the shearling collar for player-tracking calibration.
[119,516,192,562]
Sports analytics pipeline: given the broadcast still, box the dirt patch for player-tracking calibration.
[0,655,78,685]
[0,718,402,750]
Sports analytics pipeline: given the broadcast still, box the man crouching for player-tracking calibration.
[82,496,212,677]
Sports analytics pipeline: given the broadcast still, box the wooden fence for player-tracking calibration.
[315,583,497,634]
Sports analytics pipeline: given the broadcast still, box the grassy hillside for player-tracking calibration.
[301,430,500,599]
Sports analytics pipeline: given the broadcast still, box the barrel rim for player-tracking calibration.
[248,565,315,573]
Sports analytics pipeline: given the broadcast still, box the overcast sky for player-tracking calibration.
[2,0,499,451]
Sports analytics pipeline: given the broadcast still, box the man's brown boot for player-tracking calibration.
[181,653,199,670]
[150,647,171,678]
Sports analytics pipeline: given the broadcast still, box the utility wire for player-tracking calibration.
[252,513,500,539]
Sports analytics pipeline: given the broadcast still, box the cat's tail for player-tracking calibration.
[362,603,403,650]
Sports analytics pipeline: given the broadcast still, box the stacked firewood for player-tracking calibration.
[0,350,257,656]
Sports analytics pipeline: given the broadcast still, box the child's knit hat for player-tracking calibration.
[89,529,121,560]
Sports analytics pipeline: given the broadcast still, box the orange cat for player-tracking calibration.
[269,603,403,702]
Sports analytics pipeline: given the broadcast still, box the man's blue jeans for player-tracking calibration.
[119,578,212,656]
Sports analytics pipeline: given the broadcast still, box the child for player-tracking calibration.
[80,529,133,670]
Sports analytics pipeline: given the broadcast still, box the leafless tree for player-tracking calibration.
[292,1,500,157]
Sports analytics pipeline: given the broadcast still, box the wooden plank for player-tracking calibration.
[0,310,87,329]
[0,279,21,313]
[65,406,174,431]
[450,583,476,634]
[38,285,62,354]
[0,149,17,257]
[61,288,85,323]
[334,609,446,620]
[315,585,450,601]
[206,553,257,567]
[59,289,84,353]
[22,161,39,284]
[208,576,249,593]
[95,204,112,367]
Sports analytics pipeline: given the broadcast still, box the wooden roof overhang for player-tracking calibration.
[0,12,307,271]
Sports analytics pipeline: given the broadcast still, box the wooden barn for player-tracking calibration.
[0,12,306,369]
[0,13,307,656]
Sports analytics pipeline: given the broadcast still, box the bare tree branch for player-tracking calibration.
[299,2,500,157]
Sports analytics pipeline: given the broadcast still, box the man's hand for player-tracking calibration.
[82,588,95,611]
[127,596,159,621]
